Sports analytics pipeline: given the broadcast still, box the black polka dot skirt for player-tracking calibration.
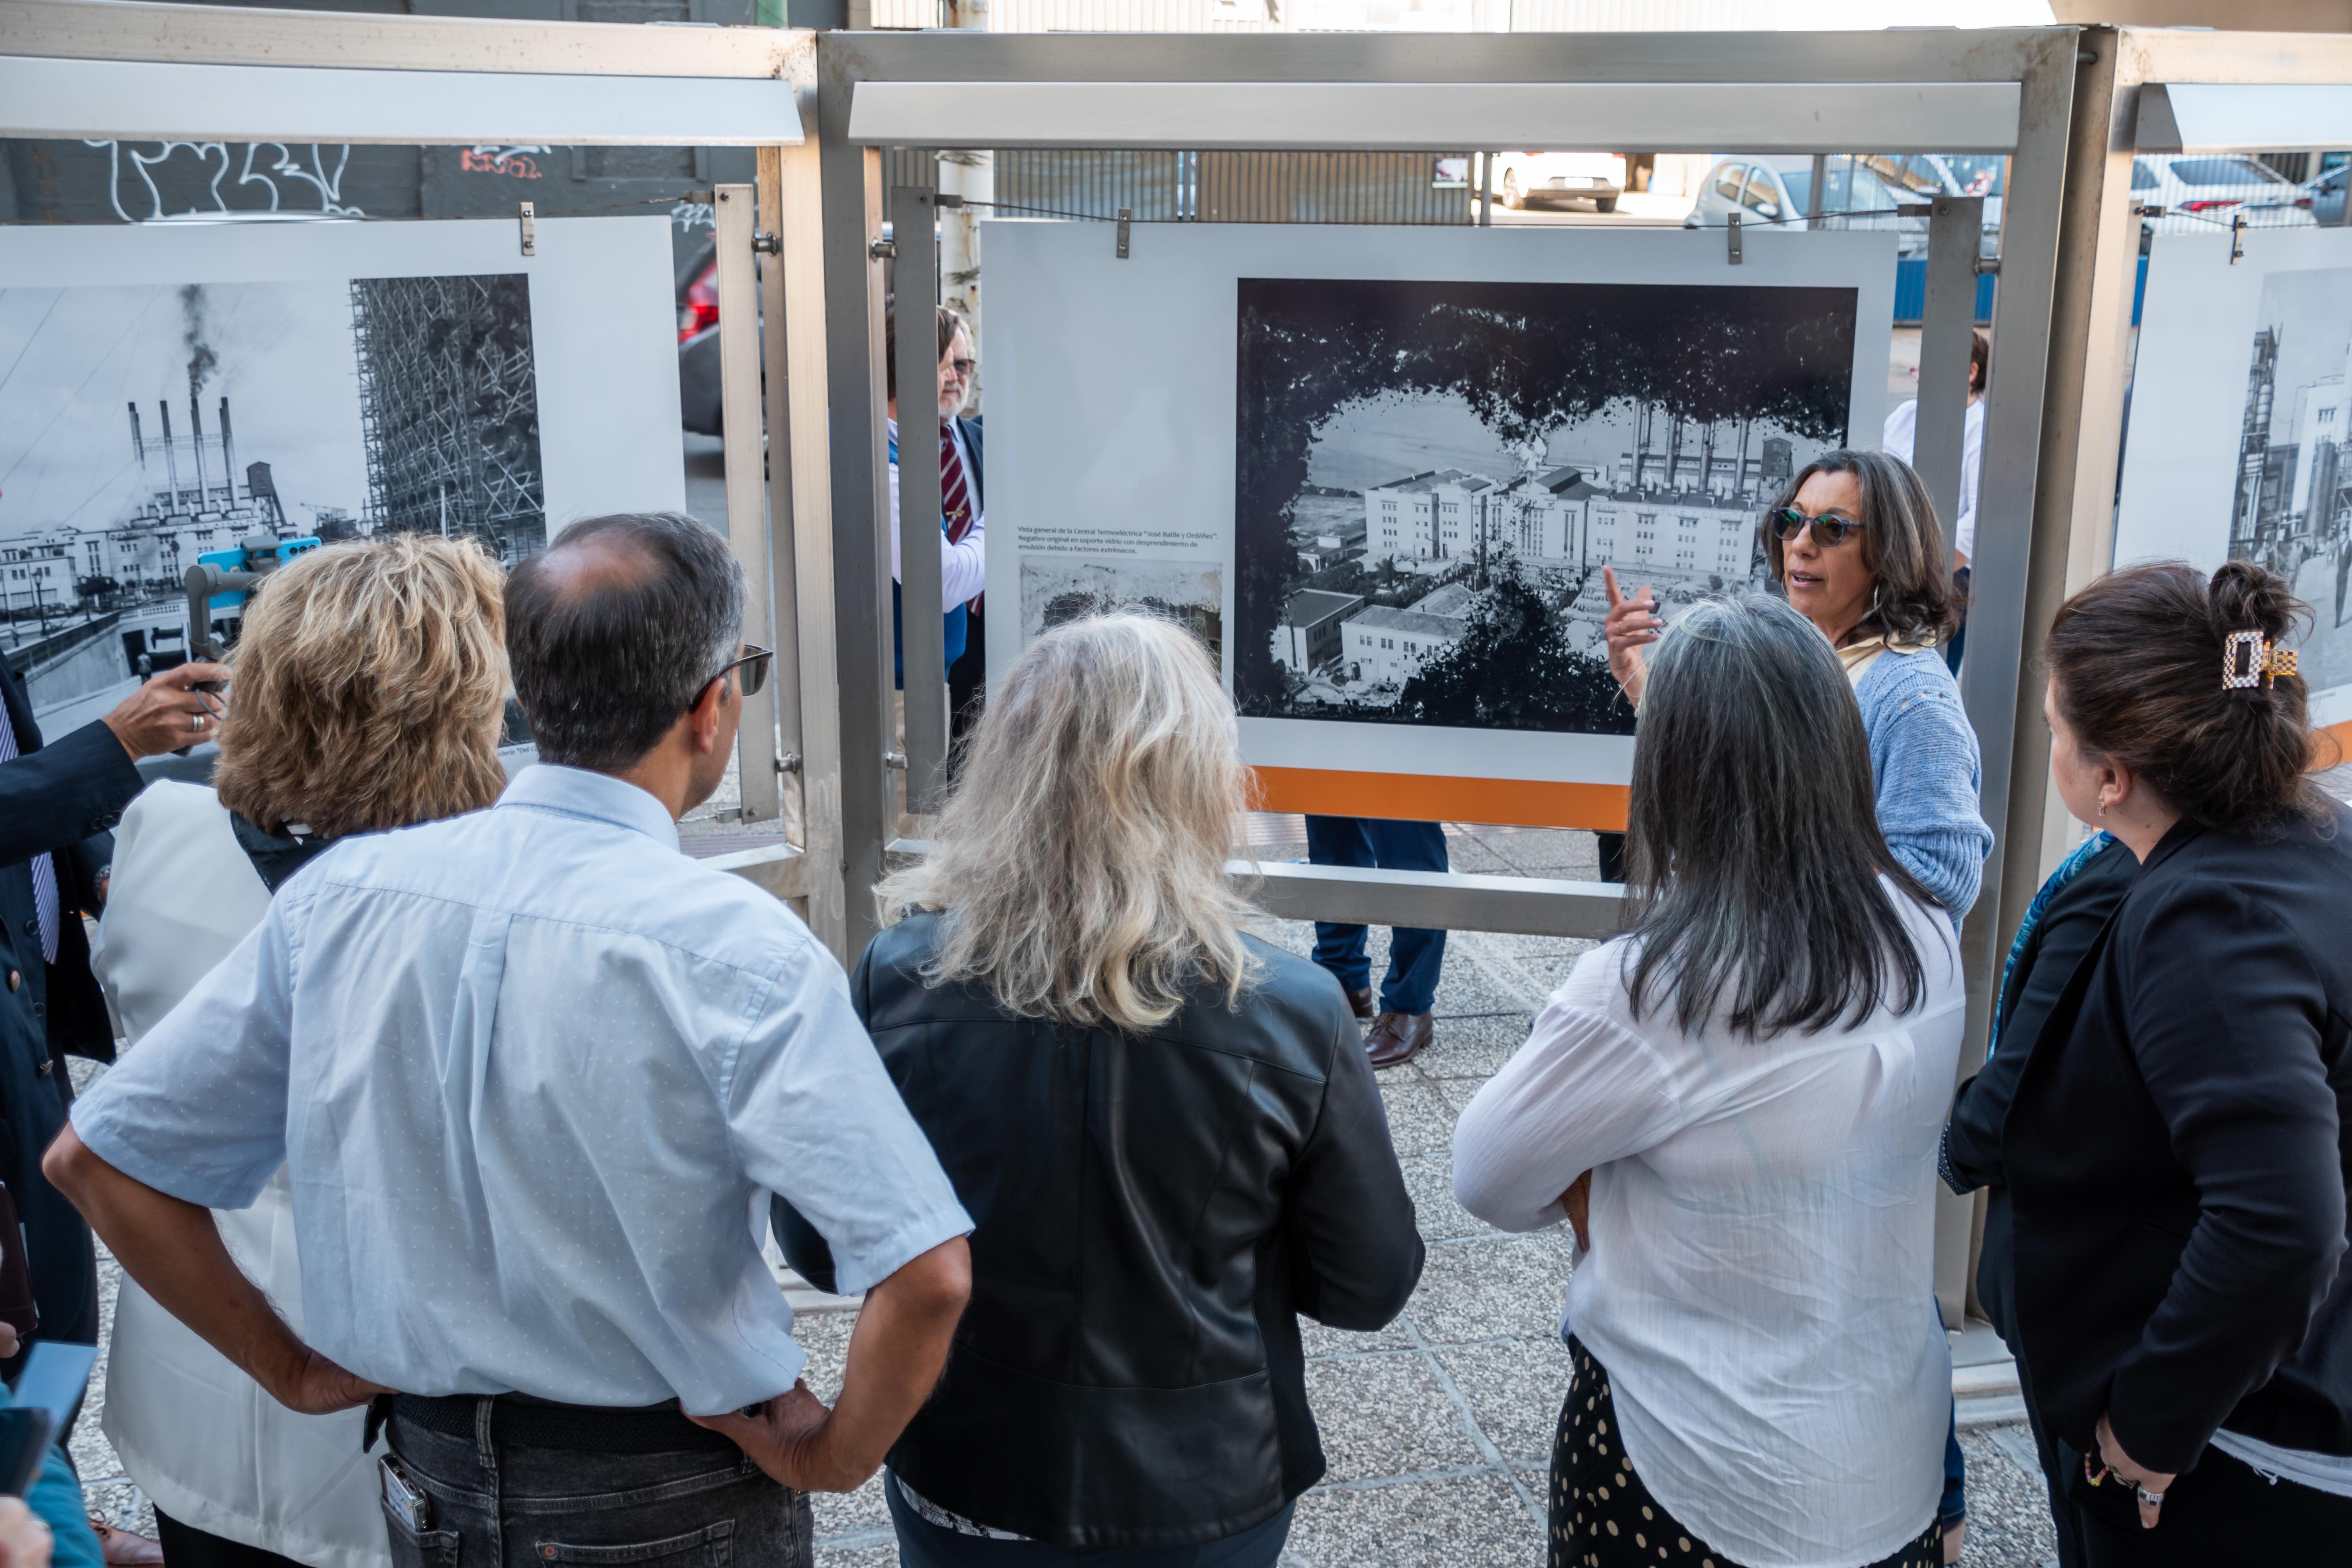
[1549,1336,1942,1568]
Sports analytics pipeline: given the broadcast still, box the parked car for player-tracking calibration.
[1492,150,1624,212]
[677,237,724,436]
[2303,162,2348,227]
[1682,155,1920,250]
[2131,154,2316,230]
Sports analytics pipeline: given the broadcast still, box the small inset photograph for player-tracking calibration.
[1019,556,1224,666]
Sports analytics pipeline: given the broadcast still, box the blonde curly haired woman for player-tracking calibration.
[90,534,508,1568]
[776,613,1424,1567]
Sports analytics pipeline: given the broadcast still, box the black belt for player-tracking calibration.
[386,1392,742,1455]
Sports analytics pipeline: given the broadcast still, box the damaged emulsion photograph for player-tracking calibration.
[1234,275,1860,737]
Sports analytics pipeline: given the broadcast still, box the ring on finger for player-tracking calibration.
[192,711,206,733]
[2136,1485,2165,1509]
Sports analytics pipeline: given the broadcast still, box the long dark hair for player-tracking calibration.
[1623,591,1939,1036]
[2046,560,2333,832]
[1762,449,1960,648]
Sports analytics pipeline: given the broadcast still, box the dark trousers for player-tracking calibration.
[1303,817,1447,1016]
[154,1511,311,1568]
[2068,1438,2352,1565]
[885,1474,1294,1568]
[384,1411,812,1568]
[948,600,988,746]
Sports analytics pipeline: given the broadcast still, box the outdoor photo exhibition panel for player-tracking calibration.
[833,26,2075,1328]
[982,220,1897,830]
[2116,227,2352,741]
[0,2,820,920]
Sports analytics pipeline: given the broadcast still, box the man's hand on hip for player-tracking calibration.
[688,1383,856,1492]
[689,1236,971,1493]
[101,663,231,760]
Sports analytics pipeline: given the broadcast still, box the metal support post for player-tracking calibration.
[757,146,807,841]
[1806,152,1827,228]
[713,182,783,824]
[1913,195,1983,557]
[1478,149,1494,225]
[819,124,896,959]
[770,57,850,954]
[893,180,951,816]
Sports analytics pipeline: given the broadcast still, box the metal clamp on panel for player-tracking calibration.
[1116,206,1132,259]
[1726,209,1742,265]
[518,200,536,256]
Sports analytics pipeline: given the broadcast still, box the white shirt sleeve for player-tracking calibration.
[1955,400,1984,561]
[1881,398,1919,465]
[888,426,988,612]
[71,895,302,1210]
[1452,978,1682,1235]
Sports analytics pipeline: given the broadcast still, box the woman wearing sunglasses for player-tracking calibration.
[1603,449,1993,1564]
[1605,449,1992,931]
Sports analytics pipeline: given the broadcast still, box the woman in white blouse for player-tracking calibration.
[91,534,508,1568]
[1454,591,1966,1568]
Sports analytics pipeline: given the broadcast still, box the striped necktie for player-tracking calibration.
[941,425,981,612]
[940,425,973,544]
[0,713,60,964]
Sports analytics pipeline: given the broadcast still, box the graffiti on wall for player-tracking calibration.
[84,141,365,222]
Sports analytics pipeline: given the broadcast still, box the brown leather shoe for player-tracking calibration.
[1365,1010,1431,1069]
[1343,986,1375,1021]
[90,1521,165,1568]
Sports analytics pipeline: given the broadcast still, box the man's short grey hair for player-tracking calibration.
[505,512,744,771]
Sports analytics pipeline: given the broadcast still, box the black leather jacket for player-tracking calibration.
[781,913,1424,1549]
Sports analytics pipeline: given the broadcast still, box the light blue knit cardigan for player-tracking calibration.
[1853,648,1995,926]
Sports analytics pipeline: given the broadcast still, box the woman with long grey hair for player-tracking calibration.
[1455,591,1967,1568]
[780,613,1423,1567]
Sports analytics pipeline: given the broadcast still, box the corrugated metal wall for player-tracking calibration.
[883,147,1472,224]
[1200,152,1472,223]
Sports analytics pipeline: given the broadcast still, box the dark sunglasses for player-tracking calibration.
[1770,507,1870,548]
[705,644,772,700]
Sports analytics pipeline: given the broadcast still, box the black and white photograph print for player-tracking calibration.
[0,271,544,638]
[2226,264,2352,693]
[1235,275,1859,735]
[1020,557,1225,665]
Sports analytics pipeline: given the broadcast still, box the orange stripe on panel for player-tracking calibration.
[1249,767,1630,831]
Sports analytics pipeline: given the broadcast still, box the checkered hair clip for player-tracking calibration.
[2222,630,2298,691]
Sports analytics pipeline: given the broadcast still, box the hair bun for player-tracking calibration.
[2207,558,2303,648]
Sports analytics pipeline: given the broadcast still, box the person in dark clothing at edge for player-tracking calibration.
[1944,828,2141,1568]
[779,612,1424,1568]
[0,647,229,1365]
[1986,559,2352,1563]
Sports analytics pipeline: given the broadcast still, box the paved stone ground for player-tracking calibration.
[70,822,2068,1568]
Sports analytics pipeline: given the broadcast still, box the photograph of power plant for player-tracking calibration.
[1234,275,1857,736]
[2230,265,2352,694]
[0,271,543,720]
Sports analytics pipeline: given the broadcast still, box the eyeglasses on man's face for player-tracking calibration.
[943,358,977,380]
[705,644,772,701]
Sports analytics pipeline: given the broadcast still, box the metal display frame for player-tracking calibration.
[818,25,2077,1326]
[0,0,823,912]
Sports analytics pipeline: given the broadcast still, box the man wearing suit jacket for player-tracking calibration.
[0,643,226,1356]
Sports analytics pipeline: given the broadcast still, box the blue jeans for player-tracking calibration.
[1303,817,1448,1016]
[886,1474,1294,1567]
[383,1409,812,1568]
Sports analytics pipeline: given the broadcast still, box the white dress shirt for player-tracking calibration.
[1882,396,1983,561]
[90,782,388,1568]
[888,416,988,610]
[73,764,972,1413]
[1453,882,1965,1568]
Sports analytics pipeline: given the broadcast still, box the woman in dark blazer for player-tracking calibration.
[783,613,1423,1567]
[1943,829,2140,1568]
[2000,560,2352,1563]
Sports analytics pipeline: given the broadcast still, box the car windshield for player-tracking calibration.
[2170,157,2293,188]
[1779,169,1810,212]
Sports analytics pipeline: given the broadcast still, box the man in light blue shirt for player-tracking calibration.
[48,512,973,1568]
